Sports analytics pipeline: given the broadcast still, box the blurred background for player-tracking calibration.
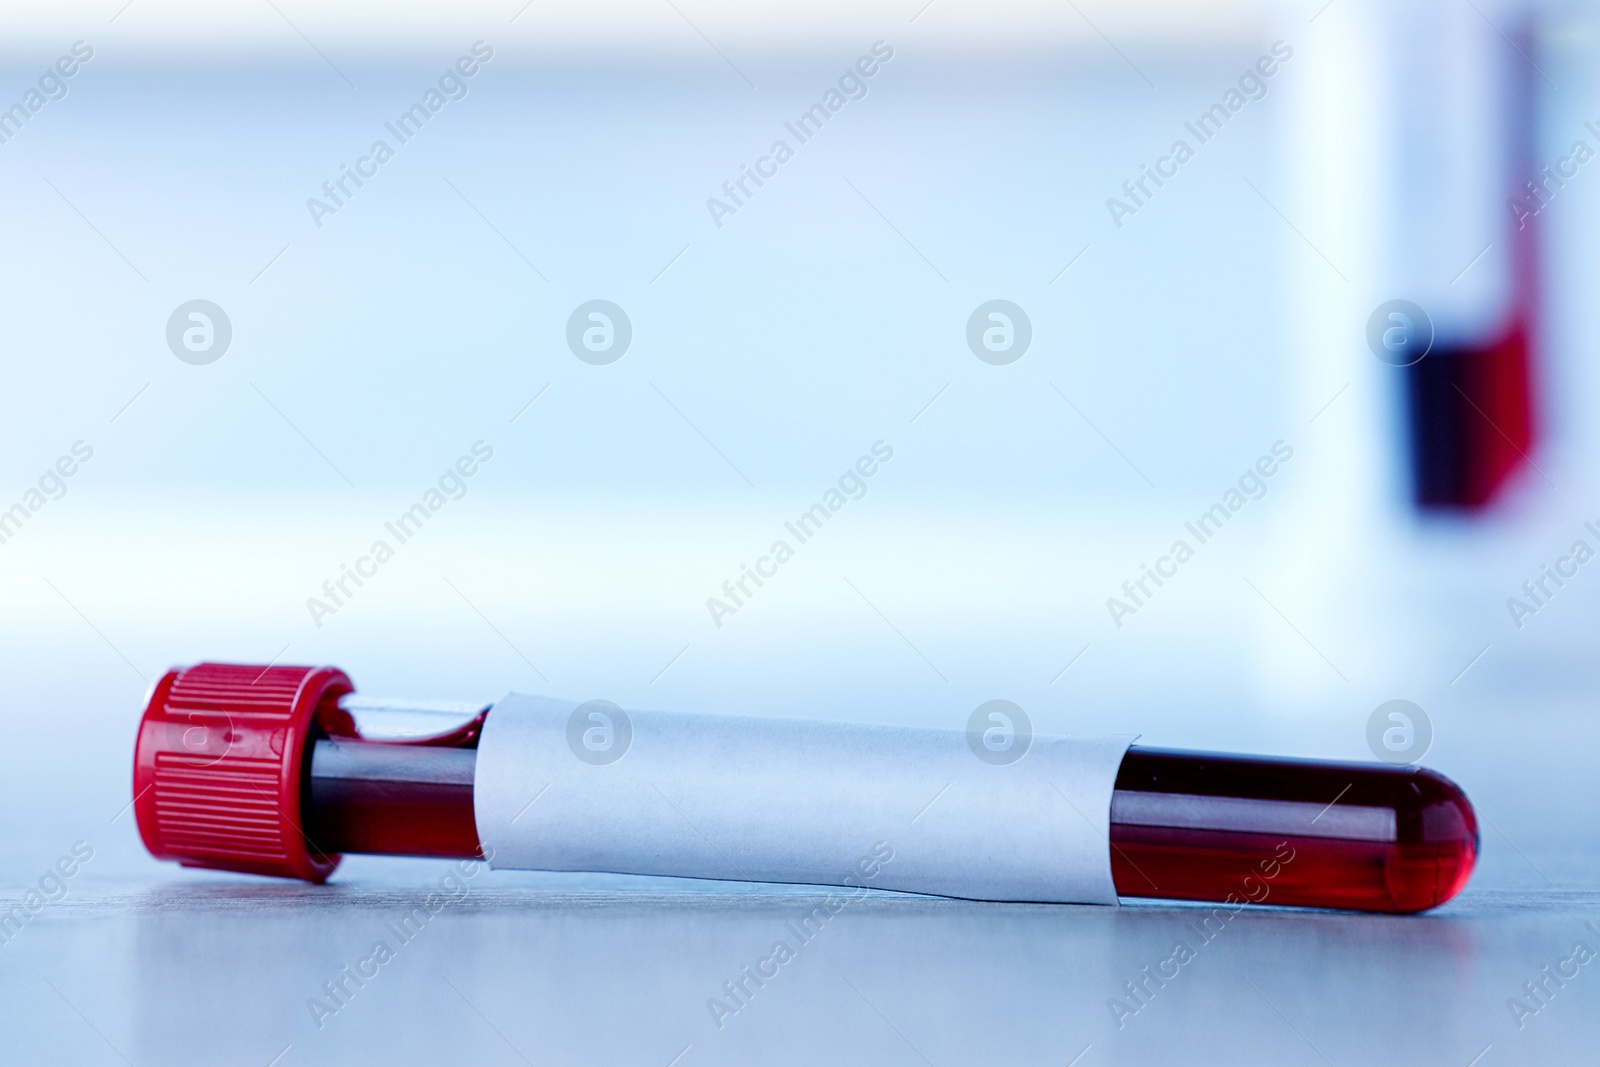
[4,0,1598,874]
[5,0,1600,1063]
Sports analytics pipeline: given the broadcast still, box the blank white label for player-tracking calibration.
[473,693,1134,904]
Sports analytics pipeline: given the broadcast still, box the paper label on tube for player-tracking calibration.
[473,693,1134,904]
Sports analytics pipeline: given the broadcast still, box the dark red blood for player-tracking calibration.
[1110,747,1477,914]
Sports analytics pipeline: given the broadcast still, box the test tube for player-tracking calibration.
[133,663,1477,913]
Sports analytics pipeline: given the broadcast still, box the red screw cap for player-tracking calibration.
[133,662,354,882]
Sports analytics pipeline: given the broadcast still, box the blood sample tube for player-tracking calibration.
[132,664,1477,913]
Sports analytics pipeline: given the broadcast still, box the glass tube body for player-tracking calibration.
[303,698,1477,915]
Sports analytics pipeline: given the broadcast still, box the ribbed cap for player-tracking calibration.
[133,662,353,882]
